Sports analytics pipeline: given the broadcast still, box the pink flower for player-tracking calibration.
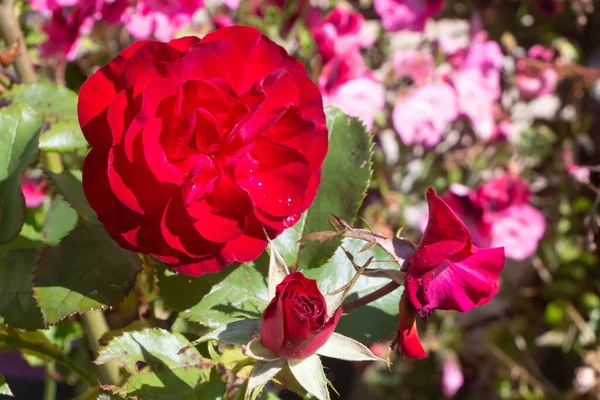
[392,50,434,85]
[125,0,203,42]
[449,39,503,140]
[39,0,130,60]
[434,175,546,260]
[20,174,47,208]
[392,82,458,146]
[442,357,464,397]
[374,0,444,32]
[398,188,505,358]
[311,5,376,63]
[220,0,240,9]
[319,51,384,130]
[516,45,558,99]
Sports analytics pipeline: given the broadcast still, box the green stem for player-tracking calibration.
[0,0,37,84]
[0,333,96,386]
[343,281,400,312]
[80,311,121,386]
[43,362,57,400]
[0,0,65,174]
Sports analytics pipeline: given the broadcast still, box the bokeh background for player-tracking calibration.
[2,0,600,399]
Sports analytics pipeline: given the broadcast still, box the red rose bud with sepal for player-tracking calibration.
[260,272,342,361]
[398,188,505,358]
[78,25,328,276]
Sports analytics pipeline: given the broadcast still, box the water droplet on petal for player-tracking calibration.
[284,214,300,227]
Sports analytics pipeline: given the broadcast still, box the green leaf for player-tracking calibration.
[302,238,403,343]
[38,121,88,153]
[33,224,141,325]
[45,170,97,223]
[0,372,13,396]
[158,258,269,328]
[98,329,225,400]
[0,223,44,254]
[40,195,78,245]
[279,107,373,270]
[3,82,87,153]
[0,249,45,330]
[288,355,330,400]
[0,103,44,243]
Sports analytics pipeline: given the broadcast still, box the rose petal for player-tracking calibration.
[397,293,427,359]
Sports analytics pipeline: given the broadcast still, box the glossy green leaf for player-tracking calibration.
[3,82,87,153]
[33,224,141,325]
[40,195,78,245]
[0,372,12,396]
[302,238,403,343]
[158,258,269,328]
[278,107,373,269]
[98,329,225,400]
[45,170,97,223]
[0,103,44,243]
[38,121,88,153]
[0,249,44,330]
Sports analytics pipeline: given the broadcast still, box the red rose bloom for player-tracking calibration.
[78,26,328,276]
[260,272,342,361]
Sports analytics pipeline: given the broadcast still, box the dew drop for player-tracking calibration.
[284,214,300,227]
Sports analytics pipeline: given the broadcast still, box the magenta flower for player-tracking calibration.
[311,5,377,63]
[374,0,444,32]
[125,0,203,42]
[398,189,505,358]
[319,51,384,130]
[20,174,47,208]
[392,50,435,85]
[37,0,130,60]
[449,37,503,140]
[516,45,558,99]
[392,82,458,147]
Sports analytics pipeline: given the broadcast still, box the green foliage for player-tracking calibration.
[33,224,141,325]
[293,107,374,270]
[158,258,269,328]
[45,169,98,222]
[0,372,12,396]
[0,249,44,330]
[40,195,78,245]
[3,82,87,153]
[0,103,44,243]
[97,329,225,399]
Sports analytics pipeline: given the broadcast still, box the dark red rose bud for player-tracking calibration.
[260,272,342,361]
[78,26,328,276]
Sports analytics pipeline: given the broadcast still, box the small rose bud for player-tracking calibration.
[259,272,342,361]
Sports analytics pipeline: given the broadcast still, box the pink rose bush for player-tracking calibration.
[374,0,445,32]
[125,0,203,41]
[516,45,558,99]
[433,175,546,260]
[392,82,458,146]
[312,6,384,130]
[392,50,435,85]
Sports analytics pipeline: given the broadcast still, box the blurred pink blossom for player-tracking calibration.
[392,50,434,85]
[562,148,591,183]
[374,0,444,32]
[450,38,503,140]
[393,82,458,146]
[422,175,546,260]
[516,45,558,99]
[125,0,203,42]
[442,357,464,397]
[220,0,240,9]
[213,14,234,28]
[319,51,384,130]
[20,174,47,208]
[442,174,546,260]
[38,0,130,60]
[311,5,376,62]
